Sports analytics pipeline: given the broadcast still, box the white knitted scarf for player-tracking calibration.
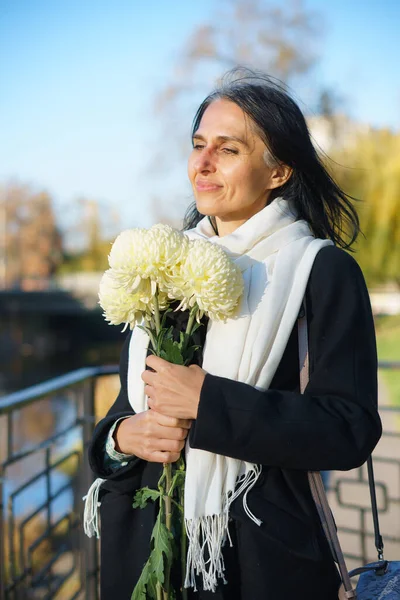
[126,197,333,592]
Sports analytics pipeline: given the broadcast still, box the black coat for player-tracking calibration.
[88,246,382,600]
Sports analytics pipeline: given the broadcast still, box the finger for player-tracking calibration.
[141,369,157,384]
[149,409,192,429]
[153,425,189,441]
[146,355,172,372]
[146,451,180,464]
[145,385,155,399]
[151,438,186,453]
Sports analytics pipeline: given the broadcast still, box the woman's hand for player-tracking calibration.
[114,411,192,463]
[141,355,207,420]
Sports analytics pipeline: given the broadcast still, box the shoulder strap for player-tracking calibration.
[298,307,357,598]
[298,303,384,561]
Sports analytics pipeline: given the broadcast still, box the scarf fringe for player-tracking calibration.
[82,477,105,539]
[184,465,262,592]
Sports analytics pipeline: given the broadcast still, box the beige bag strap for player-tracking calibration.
[298,307,357,599]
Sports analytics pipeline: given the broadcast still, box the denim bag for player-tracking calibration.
[350,560,400,599]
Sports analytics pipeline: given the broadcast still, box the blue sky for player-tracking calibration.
[1,0,399,236]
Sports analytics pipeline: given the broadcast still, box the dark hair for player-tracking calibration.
[183,68,359,248]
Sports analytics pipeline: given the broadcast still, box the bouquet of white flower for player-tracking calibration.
[99,223,243,600]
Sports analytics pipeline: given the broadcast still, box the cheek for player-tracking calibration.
[222,163,259,198]
[187,156,195,182]
[239,162,270,196]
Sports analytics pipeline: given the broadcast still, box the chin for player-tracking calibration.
[195,199,220,217]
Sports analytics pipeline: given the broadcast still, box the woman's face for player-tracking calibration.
[187,98,289,234]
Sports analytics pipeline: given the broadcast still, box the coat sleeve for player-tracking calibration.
[88,331,144,480]
[189,246,382,472]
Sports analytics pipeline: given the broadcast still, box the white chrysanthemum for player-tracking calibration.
[99,269,169,330]
[108,225,188,294]
[146,224,189,291]
[108,229,150,292]
[174,239,244,321]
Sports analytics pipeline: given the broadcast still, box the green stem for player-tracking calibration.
[163,463,172,596]
[147,327,158,353]
[156,494,164,600]
[182,305,198,356]
[185,307,197,337]
[165,464,172,530]
[156,583,163,600]
[153,288,161,335]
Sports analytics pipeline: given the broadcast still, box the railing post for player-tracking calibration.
[0,465,5,600]
[0,412,8,600]
[81,377,99,600]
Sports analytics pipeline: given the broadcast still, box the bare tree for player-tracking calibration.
[59,197,121,272]
[0,182,62,290]
[157,0,321,113]
[149,0,323,224]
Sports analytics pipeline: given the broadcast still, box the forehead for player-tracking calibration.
[195,98,253,137]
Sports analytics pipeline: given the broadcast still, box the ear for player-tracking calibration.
[266,163,292,190]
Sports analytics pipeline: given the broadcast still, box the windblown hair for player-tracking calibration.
[183,68,359,248]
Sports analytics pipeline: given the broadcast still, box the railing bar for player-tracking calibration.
[41,563,78,600]
[18,513,27,594]
[69,585,84,600]
[4,571,32,592]
[19,482,78,530]
[378,361,400,369]
[6,414,12,464]
[338,526,400,543]
[0,366,118,413]
[10,453,79,499]
[7,495,17,584]
[4,423,85,467]
[45,448,51,543]
[28,514,71,556]
[0,464,5,600]
[373,456,400,464]
[30,543,68,585]
[81,378,99,600]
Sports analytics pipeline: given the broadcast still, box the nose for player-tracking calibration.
[192,147,216,174]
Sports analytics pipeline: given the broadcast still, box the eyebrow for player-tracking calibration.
[192,133,250,148]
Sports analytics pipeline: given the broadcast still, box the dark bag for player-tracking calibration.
[298,306,400,599]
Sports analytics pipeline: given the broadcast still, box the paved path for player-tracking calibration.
[328,374,400,570]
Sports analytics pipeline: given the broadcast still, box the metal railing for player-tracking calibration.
[0,363,399,598]
[0,366,118,600]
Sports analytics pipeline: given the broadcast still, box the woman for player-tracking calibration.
[87,69,382,599]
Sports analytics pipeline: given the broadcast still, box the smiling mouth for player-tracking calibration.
[195,181,223,192]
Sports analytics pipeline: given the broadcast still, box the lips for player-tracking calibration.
[195,180,223,192]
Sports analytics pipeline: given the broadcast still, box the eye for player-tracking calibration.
[192,143,205,150]
[221,147,238,155]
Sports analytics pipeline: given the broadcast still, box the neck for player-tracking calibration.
[215,216,248,237]
[213,192,275,237]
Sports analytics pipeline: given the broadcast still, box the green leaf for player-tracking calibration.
[183,344,201,365]
[155,328,167,355]
[179,330,188,348]
[149,512,174,584]
[162,338,184,365]
[159,349,169,361]
[137,324,157,352]
[160,308,173,329]
[131,560,158,600]
[168,470,186,496]
[133,487,161,509]
[191,321,202,335]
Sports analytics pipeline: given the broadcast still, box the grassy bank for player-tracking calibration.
[375,314,400,406]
